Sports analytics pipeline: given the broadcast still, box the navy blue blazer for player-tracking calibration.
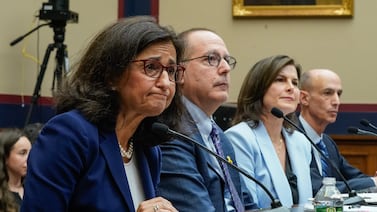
[157,116,255,212]
[21,110,161,211]
[311,134,375,194]
[298,120,375,195]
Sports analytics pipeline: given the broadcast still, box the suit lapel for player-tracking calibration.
[256,124,292,205]
[191,131,224,180]
[100,132,135,211]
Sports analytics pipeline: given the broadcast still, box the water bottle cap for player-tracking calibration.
[322,177,336,184]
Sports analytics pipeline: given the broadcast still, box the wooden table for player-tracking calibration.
[332,135,377,176]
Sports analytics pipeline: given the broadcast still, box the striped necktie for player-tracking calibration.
[316,139,330,177]
[210,123,244,212]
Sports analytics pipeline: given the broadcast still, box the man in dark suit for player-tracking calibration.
[298,68,376,195]
[157,28,255,212]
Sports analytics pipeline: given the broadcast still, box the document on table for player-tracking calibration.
[342,193,377,204]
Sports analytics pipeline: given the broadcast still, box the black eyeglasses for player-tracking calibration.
[131,59,185,82]
[182,53,237,70]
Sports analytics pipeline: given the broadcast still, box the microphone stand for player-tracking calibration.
[270,107,365,206]
[348,127,377,136]
[360,119,377,132]
[152,123,289,212]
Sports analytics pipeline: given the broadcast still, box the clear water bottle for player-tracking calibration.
[314,177,344,212]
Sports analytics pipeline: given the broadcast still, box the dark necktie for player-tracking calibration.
[316,139,330,177]
[210,123,244,212]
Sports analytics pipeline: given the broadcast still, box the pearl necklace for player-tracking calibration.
[118,139,134,159]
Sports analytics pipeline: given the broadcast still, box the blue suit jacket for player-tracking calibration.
[225,121,313,208]
[21,110,161,211]
[297,119,375,195]
[310,134,375,195]
[157,116,255,212]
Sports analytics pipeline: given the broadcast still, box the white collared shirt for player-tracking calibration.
[299,115,325,175]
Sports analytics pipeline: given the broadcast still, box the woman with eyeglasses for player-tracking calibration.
[21,16,184,212]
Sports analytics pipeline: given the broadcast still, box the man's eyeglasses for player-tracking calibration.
[131,59,185,82]
[182,53,237,70]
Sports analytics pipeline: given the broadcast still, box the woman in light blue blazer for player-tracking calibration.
[225,55,312,208]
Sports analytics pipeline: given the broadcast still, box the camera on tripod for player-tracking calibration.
[39,0,78,23]
[9,0,79,126]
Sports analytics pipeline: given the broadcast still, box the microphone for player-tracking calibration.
[152,122,289,212]
[270,107,365,206]
[347,127,377,136]
[360,119,377,133]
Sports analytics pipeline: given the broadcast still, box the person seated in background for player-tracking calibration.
[21,16,185,211]
[23,122,44,145]
[0,128,32,211]
[225,55,313,208]
[298,68,377,195]
[157,28,256,212]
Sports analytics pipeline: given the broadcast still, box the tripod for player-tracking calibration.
[10,21,69,126]
[25,22,69,126]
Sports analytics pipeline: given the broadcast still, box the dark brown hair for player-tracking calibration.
[54,16,184,132]
[232,55,302,131]
[0,128,27,212]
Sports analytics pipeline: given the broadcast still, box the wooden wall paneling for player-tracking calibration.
[332,135,377,176]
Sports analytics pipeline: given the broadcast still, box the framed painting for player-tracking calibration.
[232,0,353,18]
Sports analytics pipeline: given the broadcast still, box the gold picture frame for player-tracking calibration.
[232,0,353,18]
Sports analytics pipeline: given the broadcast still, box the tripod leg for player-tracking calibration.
[24,43,55,126]
[52,43,67,93]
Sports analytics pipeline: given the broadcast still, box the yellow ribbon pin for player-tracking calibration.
[227,156,233,164]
